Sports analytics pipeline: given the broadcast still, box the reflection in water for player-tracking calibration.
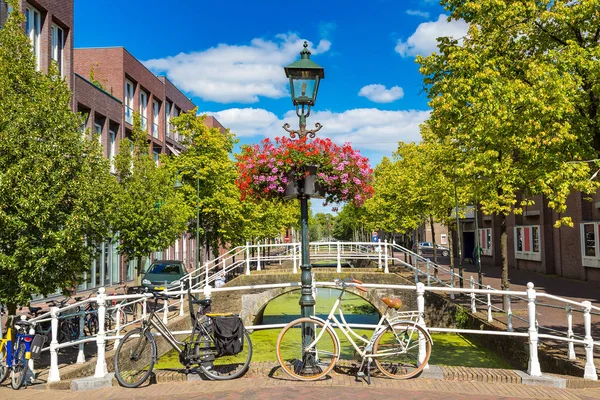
[261,288,380,325]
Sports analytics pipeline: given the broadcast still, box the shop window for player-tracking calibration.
[514,225,541,261]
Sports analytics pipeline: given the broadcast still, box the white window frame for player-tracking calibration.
[26,6,41,71]
[153,150,159,166]
[109,130,116,173]
[51,24,64,76]
[581,222,600,268]
[165,101,172,137]
[125,80,134,124]
[152,99,160,138]
[478,228,493,256]
[139,91,148,131]
[514,225,541,261]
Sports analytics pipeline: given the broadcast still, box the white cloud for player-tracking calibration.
[405,10,430,18]
[203,108,430,153]
[395,14,469,57]
[319,21,337,39]
[358,84,404,103]
[144,34,331,104]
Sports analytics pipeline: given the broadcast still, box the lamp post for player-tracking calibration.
[453,166,464,288]
[283,41,325,374]
[174,168,200,285]
[474,183,482,287]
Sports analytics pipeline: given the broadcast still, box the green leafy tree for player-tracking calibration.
[418,0,600,289]
[0,5,116,312]
[111,112,191,276]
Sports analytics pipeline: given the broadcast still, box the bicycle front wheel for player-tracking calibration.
[114,328,156,388]
[276,317,338,381]
[200,330,252,380]
[0,345,10,385]
[11,341,28,390]
[373,322,431,379]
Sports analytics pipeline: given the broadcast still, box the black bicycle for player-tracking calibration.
[113,290,252,388]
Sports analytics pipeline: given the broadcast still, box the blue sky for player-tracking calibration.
[75,0,468,212]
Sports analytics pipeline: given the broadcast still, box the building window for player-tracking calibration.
[1,2,13,28]
[125,80,134,124]
[139,91,148,131]
[514,225,541,261]
[440,234,447,245]
[580,222,600,268]
[94,123,102,145]
[152,100,160,139]
[51,25,64,76]
[174,107,181,141]
[109,130,116,173]
[165,101,172,137]
[478,228,493,256]
[153,151,159,166]
[26,6,41,71]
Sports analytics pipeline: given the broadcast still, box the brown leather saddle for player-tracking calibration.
[381,297,402,309]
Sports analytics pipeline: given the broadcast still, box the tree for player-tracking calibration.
[418,0,600,289]
[333,204,366,241]
[111,112,191,276]
[0,5,116,312]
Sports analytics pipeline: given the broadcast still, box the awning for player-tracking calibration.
[166,144,181,156]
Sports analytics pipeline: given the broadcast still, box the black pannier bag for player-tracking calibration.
[212,316,244,356]
[30,334,46,360]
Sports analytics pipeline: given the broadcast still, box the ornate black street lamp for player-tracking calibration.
[283,41,325,374]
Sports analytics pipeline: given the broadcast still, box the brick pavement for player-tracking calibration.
[2,374,600,400]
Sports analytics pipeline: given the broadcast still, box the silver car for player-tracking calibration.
[412,242,450,257]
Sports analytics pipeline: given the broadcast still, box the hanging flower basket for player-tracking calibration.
[236,137,374,207]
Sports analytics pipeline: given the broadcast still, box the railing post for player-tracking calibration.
[506,288,513,332]
[94,287,108,378]
[245,241,251,275]
[450,269,455,300]
[47,307,60,383]
[336,241,342,273]
[77,305,86,364]
[26,316,35,382]
[115,304,122,348]
[205,261,210,287]
[416,282,428,369]
[204,285,212,300]
[582,301,598,380]
[188,271,193,291]
[391,239,395,266]
[222,257,226,272]
[257,240,261,271]
[426,260,431,286]
[142,297,147,321]
[179,282,185,317]
[163,298,169,325]
[486,285,493,322]
[328,242,331,254]
[470,276,476,313]
[526,282,542,377]
[384,239,389,274]
[566,306,576,360]
[292,244,298,274]
[377,239,382,269]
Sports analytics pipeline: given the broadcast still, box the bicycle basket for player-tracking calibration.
[30,334,46,360]
[212,315,244,356]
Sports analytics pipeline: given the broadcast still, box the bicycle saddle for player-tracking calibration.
[15,319,33,327]
[28,306,43,315]
[381,297,402,309]
[74,297,84,302]
[192,298,212,307]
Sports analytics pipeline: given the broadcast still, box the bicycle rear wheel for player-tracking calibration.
[10,341,28,390]
[199,330,252,380]
[0,346,9,385]
[276,317,338,381]
[373,322,431,379]
[114,328,156,388]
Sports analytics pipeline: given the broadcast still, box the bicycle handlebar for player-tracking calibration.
[334,278,368,292]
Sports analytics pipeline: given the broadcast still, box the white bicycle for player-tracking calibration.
[276,278,433,382]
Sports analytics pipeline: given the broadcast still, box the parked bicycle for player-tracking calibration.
[0,316,44,390]
[276,278,433,383]
[113,290,252,388]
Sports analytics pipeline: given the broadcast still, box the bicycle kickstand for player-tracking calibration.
[355,358,372,385]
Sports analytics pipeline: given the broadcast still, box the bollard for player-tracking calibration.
[179,282,185,317]
[94,287,108,378]
[377,239,382,269]
[450,269,455,300]
[486,285,493,322]
[245,242,251,275]
[566,306,576,360]
[115,304,122,348]
[470,277,476,313]
[426,260,431,286]
[506,289,513,332]
[384,240,389,274]
[257,241,261,271]
[77,305,86,364]
[582,301,598,380]
[336,242,342,273]
[526,283,542,377]
[163,298,169,325]
[416,282,429,369]
[47,307,60,382]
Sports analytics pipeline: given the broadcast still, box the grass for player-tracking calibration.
[154,330,512,370]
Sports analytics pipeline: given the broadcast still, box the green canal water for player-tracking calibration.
[155,289,512,370]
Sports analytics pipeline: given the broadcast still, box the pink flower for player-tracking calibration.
[277,186,285,193]
[353,177,361,185]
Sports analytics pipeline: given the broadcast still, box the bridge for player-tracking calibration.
[2,241,600,388]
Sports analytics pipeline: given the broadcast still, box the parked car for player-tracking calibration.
[141,260,186,291]
[412,242,450,257]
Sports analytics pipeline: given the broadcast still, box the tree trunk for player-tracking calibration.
[430,215,438,278]
[500,214,510,292]
[448,225,454,286]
